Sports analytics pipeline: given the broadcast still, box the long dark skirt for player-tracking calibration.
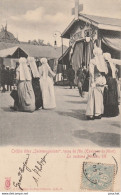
[32,78,43,110]
[103,78,119,117]
[10,89,19,110]
[82,78,89,92]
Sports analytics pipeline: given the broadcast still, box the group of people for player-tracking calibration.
[86,46,120,119]
[10,57,56,112]
[0,65,15,92]
[1,46,120,119]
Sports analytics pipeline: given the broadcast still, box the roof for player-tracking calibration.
[62,14,121,38]
[0,42,67,59]
[79,14,121,30]
[58,46,71,66]
[58,46,71,62]
[0,46,27,57]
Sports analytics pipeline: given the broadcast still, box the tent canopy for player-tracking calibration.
[0,46,28,58]
[102,35,121,52]
[0,42,67,59]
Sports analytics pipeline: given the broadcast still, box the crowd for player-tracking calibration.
[86,46,120,119]
[66,45,120,120]
[0,46,120,119]
[10,57,56,112]
[0,65,16,92]
[67,64,89,96]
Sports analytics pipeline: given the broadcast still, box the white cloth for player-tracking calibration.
[17,58,31,81]
[92,47,108,74]
[86,50,106,117]
[17,81,35,112]
[89,60,106,87]
[39,63,56,109]
[103,53,121,78]
[86,87,104,116]
[27,57,40,78]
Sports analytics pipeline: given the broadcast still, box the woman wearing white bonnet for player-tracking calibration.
[15,57,35,112]
[86,46,107,120]
[38,58,56,109]
[103,53,119,117]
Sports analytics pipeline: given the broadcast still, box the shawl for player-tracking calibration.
[18,57,31,81]
[92,47,108,74]
[27,57,40,78]
[103,53,117,78]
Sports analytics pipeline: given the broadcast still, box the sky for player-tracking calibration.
[0,0,121,46]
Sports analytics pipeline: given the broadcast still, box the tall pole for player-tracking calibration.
[61,36,64,85]
[53,31,64,85]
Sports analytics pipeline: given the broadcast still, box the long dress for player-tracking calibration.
[16,59,35,112]
[103,61,119,117]
[86,60,106,118]
[27,57,43,110]
[32,77,43,110]
[17,81,35,112]
[39,64,56,109]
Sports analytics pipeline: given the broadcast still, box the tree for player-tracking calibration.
[28,40,31,44]
[47,42,52,46]
[38,39,44,46]
[32,39,38,45]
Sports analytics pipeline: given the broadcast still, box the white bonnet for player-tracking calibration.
[19,57,27,63]
[93,47,103,56]
[103,53,111,61]
[40,58,48,64]
[27,57,35,63]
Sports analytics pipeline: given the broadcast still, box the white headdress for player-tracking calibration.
[103,53,116,78]
[40,58,48,64]
[93,47,108,74]
[18,57,31,81]
[27,57,40,78]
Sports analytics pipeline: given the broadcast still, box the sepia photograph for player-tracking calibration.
[0,0,121,193]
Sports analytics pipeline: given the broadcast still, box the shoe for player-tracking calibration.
[87,116,94,120]
[94,115,102,119]
[10,106,17,111]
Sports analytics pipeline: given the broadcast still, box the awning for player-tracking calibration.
[102,35,121,52]
[58,46,71,66]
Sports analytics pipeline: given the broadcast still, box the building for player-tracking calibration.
[0,24,67,76]
[0,42,67,73]
[0,25,19,43]
[61,13,121,81]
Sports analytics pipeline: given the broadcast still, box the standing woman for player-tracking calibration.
[86,47,108,120]
[16,57,35,112]
[103,53,119,117]
[27,57,43,110]
[38,58,56,109]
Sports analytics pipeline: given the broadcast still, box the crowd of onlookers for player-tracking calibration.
[0,65,16,92]
[67,64,89,96]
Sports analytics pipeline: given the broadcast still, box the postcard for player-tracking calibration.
[0,0,121,193]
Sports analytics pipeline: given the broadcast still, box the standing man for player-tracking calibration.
[9,67,16,91]
[5,66,10,91]
[1,65,6,92]
[67,65,75,89]
[77,66,85,97]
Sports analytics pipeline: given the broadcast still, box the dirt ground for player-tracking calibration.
[0,86,120,147]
